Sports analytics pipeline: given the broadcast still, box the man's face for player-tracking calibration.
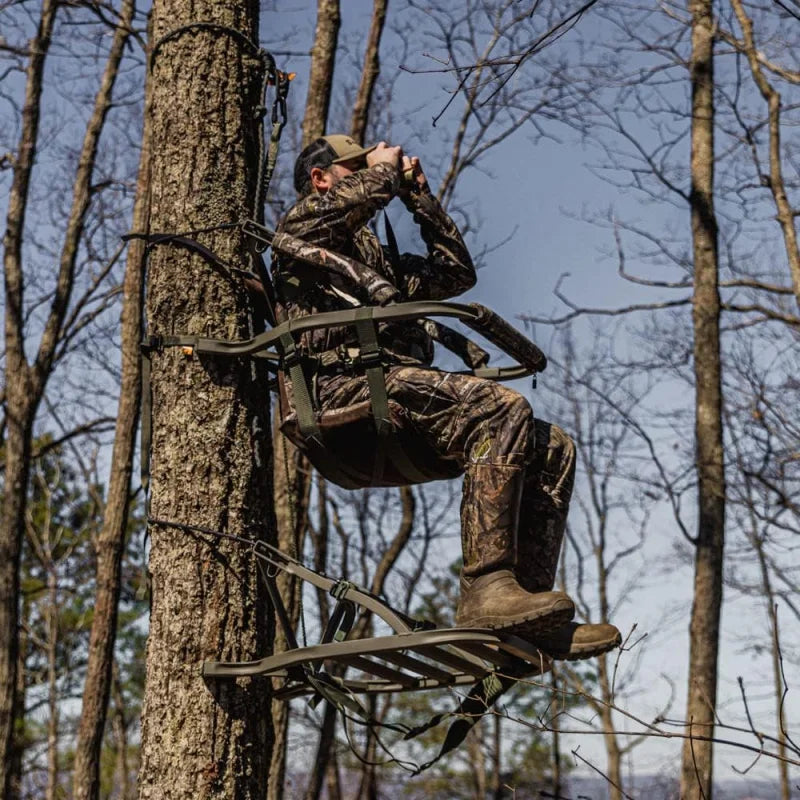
[312,157,366,193]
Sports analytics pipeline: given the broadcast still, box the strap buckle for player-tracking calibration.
[140,335,163,353]
[354,345,383,368]
[329,579,354,601]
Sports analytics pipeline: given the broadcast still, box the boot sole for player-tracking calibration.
[456,598,575,636]
[538,631,623,662]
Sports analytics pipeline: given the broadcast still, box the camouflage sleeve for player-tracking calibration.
[283,162,399,251]
[395,188,476,301]
[278,162,401,303]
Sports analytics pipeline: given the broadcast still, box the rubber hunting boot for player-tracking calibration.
[456,570,575,636]
[529,621,622,661]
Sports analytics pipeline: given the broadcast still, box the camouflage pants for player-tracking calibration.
[317,365,576,590]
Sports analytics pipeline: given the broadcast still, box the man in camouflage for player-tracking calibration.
[271,135,620,660]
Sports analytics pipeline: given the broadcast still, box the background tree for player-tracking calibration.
[1,3,140,793]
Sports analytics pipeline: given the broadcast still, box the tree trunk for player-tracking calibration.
[71,5,141,799]
[267,416,310,800]
[45,565,59,800]
[301,0,341,147]
[597,657,623,800]
[270,1,341,791]
[680,0,725,796]
[728,0,800,311]
[550,671,562,800]
[304,701,338,800]
[350,0,388,144]
[136,2,275,797]
[111,661,133,800]
[0,5,58,794]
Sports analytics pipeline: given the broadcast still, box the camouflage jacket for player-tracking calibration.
[271,162,476,364]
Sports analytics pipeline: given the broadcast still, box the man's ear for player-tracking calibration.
[310,166,331,193]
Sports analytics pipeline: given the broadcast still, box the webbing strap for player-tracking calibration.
[352,309,431,487]
[278,332,318,439]
[404,671,518,774]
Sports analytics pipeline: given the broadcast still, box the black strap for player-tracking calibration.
[140,340,154,506]
[404,671,518,773]
[383,211,401,275]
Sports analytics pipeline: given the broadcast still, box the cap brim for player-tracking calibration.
[331,143,377,165]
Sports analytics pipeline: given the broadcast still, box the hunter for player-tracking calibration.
[270,134,621,661]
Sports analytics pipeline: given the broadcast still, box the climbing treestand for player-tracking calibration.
[136,33,553,773]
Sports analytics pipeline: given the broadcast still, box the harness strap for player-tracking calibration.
[353,308,432,486]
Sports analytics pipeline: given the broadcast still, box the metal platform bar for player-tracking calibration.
[377,650,456,683]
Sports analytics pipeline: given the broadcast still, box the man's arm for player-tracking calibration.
[277,160,402,305]
[394,158,476,301]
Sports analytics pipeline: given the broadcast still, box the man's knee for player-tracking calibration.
[466,385,534,465]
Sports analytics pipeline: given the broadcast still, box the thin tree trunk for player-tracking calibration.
[71,5,141,799]
[0,5,57,794]
[301,0,341,148]
[752,537,791,800]
[111,661,133,800]
[136,1,274,797]
[267,416,310,800]
[680,0,725,795]
[491,713,503,800]
[45,565,59,800]
[349,0,387,144]
[729,0,800,311]
[271,1,340,789]
[304,701,338,800]
[324,752,342,800]
[550,671,562,800]
[467,725,487,800]
[597,656,623,800]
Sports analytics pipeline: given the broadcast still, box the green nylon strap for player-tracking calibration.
[352,309,433,487]
[278,332,319,440]
[352,309,420,485]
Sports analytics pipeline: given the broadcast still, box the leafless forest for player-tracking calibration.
[1,0,799,798]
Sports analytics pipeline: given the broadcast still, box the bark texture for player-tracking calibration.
[137,2,274,798]
[350,0,387,144]
[72,5,144,796]
[680,0,725,796]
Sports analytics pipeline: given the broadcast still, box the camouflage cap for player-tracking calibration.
[294,134,377,194]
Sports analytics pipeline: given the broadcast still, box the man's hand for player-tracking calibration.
[367,141,402,169]
[400,155,429,194]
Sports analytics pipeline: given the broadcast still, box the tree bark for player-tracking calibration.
[136,2,274,798]
[301,0,341,147]
[350,0,388,145]
[680,0,725,796]
[71,5,141,799]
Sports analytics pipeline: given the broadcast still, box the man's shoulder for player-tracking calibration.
[278,194,321,233]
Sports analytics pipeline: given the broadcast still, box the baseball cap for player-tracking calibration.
[294,134,377,193]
